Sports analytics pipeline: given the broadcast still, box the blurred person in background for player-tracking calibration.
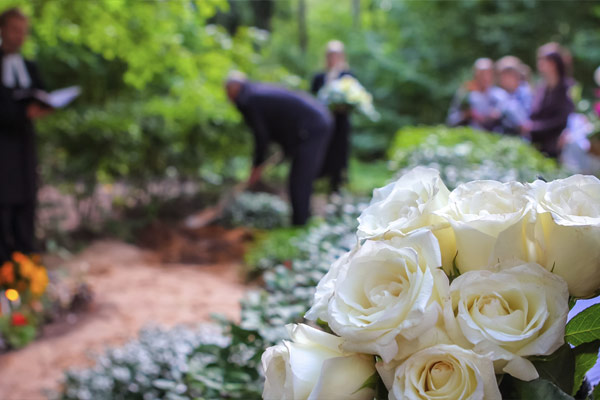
[522,49,574,158]
[447,58,505,131]
[496,56,531,135]
[311,40,353,194]
[558,66,600,174]
[225,72,333,226]
[0,8,51,262]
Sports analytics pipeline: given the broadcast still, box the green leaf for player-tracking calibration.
[593,383,600,400]
[500,376,574,400]
[530,343,575,395]
[353,372,379,394]
[572,341,600,396]
[566,304,600,346]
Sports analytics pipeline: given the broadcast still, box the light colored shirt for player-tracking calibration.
[2,53,30,88]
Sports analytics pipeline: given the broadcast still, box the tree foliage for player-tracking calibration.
[1,0,599,184]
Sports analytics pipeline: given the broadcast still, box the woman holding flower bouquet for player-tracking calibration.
[311,40,354,193]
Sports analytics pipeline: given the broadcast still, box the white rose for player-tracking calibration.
[387,344,501,400]
[357,167,456,270]
[306,230,449,363]
[443,262,569,381]
[305,247,357,322]
[375,323,453,388]
[261,324,375,400]
[435,180,535,273]
[530,175,600,298]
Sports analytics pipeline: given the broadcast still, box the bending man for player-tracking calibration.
[225,73,333,225]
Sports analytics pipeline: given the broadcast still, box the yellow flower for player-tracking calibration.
[30,267,49,296]
[19,259,35,279]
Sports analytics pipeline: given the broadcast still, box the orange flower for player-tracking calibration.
[12,252,28,264]
[0,262,14,285]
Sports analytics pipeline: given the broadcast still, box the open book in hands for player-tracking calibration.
[14,86,81,109]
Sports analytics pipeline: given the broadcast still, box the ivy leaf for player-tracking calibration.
[572,341,600,396]
[566,304,600,346]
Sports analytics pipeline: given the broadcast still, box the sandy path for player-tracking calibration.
[0,240,247,400]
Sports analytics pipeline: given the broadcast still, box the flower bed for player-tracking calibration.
[0,252,92,352]
[0,253,49,349]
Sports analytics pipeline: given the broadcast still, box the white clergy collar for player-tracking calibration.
[2,53,31,88]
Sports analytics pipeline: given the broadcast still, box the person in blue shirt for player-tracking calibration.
[496,56,532,135]
[225,73,333,226]
[447,58,505,132]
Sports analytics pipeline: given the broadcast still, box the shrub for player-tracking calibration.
[388,125,567,189]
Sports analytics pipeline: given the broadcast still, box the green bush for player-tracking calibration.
[388,125,567,189]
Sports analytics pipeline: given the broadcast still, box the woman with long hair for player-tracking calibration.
[523,48,574,158]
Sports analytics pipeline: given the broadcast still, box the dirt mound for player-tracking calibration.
[137,222,253,264]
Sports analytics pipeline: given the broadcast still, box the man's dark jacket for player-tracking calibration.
[235,82,332,166]
[0,50,44,204]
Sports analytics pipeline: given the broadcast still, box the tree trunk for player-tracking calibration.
[352,0,360,29]
[298,0,308,54]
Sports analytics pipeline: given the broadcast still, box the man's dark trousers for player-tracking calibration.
[289,120,333,226]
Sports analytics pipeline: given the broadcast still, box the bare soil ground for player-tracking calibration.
[0,237,249,399]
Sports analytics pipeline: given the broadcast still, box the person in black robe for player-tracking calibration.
[0,8,51,262]
[310,40,353,193]
[225,73,333,226]
[522,50,574,158]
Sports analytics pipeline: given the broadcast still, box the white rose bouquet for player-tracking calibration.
[317,75,380,121]
[262,168,600,399]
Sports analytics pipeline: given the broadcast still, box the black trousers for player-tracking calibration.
[289,122,333,226]
[320,113,350,192]
[0,202,36,262]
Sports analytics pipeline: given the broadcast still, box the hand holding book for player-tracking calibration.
[15,86,81,109]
